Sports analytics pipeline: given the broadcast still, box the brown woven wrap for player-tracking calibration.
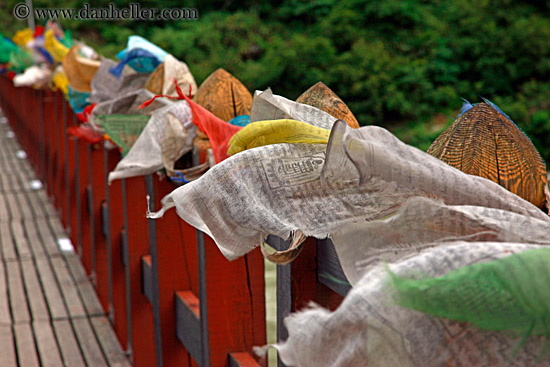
[194,68,252,122]
[296,82,360,128]
[144,62,164,95]
[62,46,100,92]
[428,102,548,209]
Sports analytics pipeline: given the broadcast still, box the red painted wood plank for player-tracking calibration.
[78,141,92,275]
[229,352,262,367]
[66,102,79,248]
[291,237,343,312]
[177,291,200,318]
[43,89,55,196]
[142,255,151,266]
[50,90,61,210]
[106,148,129,350]
[56,91,68,227]
[28,87,39,172]
[124,176,156,367]
[89,145,109,312]
[151,178,195,366]
[203,235,266,367]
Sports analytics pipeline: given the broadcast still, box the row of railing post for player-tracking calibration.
[0,76,349,367]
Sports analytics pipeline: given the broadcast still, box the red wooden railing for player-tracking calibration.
[0,76,346,367]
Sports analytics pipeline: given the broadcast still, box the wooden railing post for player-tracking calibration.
[124,176,156,367]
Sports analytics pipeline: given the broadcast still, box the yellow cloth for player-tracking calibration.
[52,69,69,96]
[12,29,33,46]
[228,119,330,156]
[44,30,69,63]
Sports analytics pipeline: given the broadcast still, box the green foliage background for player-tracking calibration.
[2,0,550,161]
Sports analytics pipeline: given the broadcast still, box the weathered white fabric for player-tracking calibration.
[89,58,148,104]
[251,88,336,129]
[274,242,548,367]
[108,100,195,183]
[162,54,197,97]
[332,196,550,285]
[91,88,164,121]
[148,119,550,365]
[149,120,547,260]
[13,65,51,88]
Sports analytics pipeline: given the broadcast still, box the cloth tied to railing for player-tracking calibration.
[139,79,243,163]
[149,117,550,365]
[107,93,195,184]
[67,124,104,144]
[89,58,149,105]
[270,242,550,367]
[147,119,548,260]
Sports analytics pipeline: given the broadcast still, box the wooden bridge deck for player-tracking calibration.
[0,118,131,367]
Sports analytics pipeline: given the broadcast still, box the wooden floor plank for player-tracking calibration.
[0,148,8,164]
[53,319,86,367]
[25,191,50,219]
[33,321,64,367]
[0,221,17,261]
[0,110,130,367]
[5,193,21,221]
[90,316,132,367]
[0,262,11,325]
[0,157,18,173]
[6,260,30,323]
[47,216,66,240]
[72,317,109,367]
[0,138,16,158]
[35,258,68,320]
[0,195,9,222]
[20,259,49,321]
[0,174,13,192]
[0,174,9,192]
[8,174,23,192]
[36,191,58,217]
[50,256,86,318]
[65,254,104,317]
[14,323,40,367]
[14,193,33,220]
[17,162,34,178]
[0,325,17,367]
[23,219,46,258]
[11,220,32,259]
[35,217,60,257]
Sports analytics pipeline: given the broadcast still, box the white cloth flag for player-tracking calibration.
[251,88,337,129]
[274,242,548,367]
[108,100,195,183]
[149,119,550,366]
[331,196,550,285]
[150,120,547,259]
[89,58,148,104]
